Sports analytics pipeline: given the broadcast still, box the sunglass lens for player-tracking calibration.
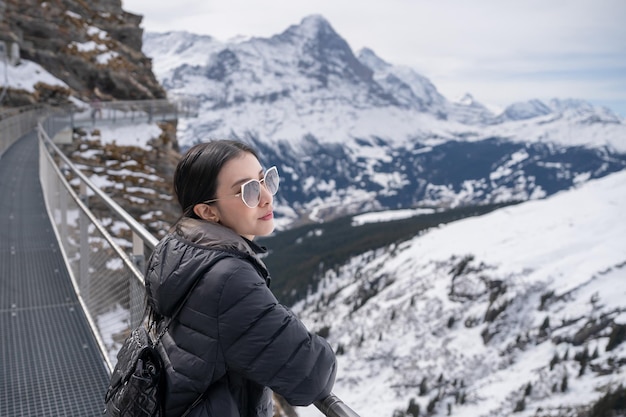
[242,180,261,207]
[265,167,279,195]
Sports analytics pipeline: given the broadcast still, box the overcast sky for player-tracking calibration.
[122,0,626,116]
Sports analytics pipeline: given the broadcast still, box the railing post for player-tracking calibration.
[79,182,90,303]
[132,231,145,273]
[130,231,146,327]
[59,169,68,243]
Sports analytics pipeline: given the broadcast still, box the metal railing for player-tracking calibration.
[0,105,46,157]
[38,120,158,370]
[34,111,360,417]
[68,97,199,129]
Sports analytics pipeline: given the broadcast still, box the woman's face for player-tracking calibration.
[209,152,275,239]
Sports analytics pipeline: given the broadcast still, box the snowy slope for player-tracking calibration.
[293,171,626,417]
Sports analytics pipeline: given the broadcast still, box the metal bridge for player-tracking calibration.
[0,101,170,416]
[0,102,358,417]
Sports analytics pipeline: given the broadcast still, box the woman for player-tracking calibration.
[144,140,336,417]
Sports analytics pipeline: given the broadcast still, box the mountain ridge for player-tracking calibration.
[141,15,626,228]
[143,15,624,129]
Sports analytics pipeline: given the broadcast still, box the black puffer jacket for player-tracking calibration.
[145,218,336,417]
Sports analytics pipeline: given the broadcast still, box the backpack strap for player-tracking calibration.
[152,251,230,340]
[149,250,230,415]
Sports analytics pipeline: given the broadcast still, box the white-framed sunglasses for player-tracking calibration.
[202,166,280,208]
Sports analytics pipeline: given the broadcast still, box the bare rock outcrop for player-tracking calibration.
[1,0,165,106]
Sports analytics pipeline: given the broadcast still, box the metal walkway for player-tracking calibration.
[0,132,110,416]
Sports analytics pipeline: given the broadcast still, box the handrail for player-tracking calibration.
[0,105,46,157]
[315,394,361,417]
[38,131,144,371]
[38,117,159,370]
[69,97,199,128]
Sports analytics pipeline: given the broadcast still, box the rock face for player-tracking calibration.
[0,1,184,255]
[1,0,165,106]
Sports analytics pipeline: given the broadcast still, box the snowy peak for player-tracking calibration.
[143,30,223,80]
[146,15,621,132]
[547,98,622,123]
[357,47,447,112]
[281,14,338,42]
[145,15,626,163]
[357,47,391,72]
[157,13,404,112]
[277,15,375,87]
[497,97,622,124]
[548,97,594,113]
[457,93,477,106]
[500,98,554,121]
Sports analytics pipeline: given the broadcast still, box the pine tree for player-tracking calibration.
[419,377,428,396]
[426,397,437,414]
[550,352,560,370]
[406,398,420,417]
[606,324,626,351]
[524,382,532,396]
[592,346,599,359]
[539,316,550,337]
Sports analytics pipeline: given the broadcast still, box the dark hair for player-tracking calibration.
[174,140,259,218]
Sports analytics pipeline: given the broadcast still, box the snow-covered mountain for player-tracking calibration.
[142,15,626,228]
[141,20,626,414]
[15,10,620,415]
[292,171,626,417]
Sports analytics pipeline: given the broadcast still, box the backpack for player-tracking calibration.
[104,253,229,416]
[104,323,163,416]
[104,308,210,417]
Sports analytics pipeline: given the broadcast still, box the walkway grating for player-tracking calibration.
[0,132,110,416]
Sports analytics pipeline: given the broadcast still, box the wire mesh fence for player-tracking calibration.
[0,105,46,156]
[38,121,157,370]
[66,97,199,129]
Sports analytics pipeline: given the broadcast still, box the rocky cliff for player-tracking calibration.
[1,0,165,106]
[0,0,184,242]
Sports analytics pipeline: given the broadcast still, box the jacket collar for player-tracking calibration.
[174,217,269,277]
[175,217,253,252]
